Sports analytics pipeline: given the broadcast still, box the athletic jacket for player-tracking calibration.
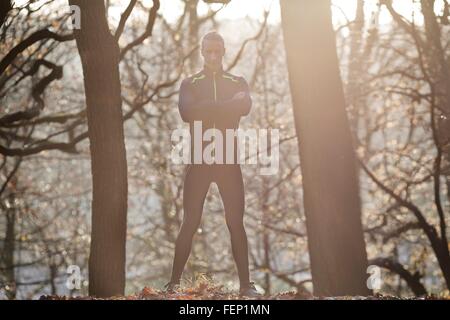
[178,66,252,165]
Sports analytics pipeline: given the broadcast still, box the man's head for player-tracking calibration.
[201,31,225,71]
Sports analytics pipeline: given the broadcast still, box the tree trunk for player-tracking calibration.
[420,0,450,288]
[187,0,200,73]
[280,0,371,296]
[3,200,16,300]
[68,0,128,297]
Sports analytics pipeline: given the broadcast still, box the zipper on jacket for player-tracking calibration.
[212,71,217,162]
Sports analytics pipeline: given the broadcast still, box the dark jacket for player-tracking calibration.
[178,66,252,165]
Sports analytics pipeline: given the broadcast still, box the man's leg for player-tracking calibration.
[169,165,211,284]
[215,165,250,286]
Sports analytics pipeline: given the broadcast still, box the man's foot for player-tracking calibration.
[239,282,262,297]
[164,281,180,293]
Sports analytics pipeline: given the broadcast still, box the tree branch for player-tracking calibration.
[369,257,427,296]
[119,0,160,60]
[0,29,74,76]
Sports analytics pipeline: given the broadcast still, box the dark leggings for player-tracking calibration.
[170,164,250,286]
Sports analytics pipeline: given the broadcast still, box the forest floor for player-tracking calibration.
[39,282,450,300]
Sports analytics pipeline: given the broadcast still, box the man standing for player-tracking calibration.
[166,31,260,297]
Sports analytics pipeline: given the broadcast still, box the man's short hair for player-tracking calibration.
[201,31,225,48]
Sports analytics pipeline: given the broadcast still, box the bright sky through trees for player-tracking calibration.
[153,0,447,26]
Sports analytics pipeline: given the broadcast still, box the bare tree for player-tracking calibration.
[280,0,371,296]
[68,0,130,297]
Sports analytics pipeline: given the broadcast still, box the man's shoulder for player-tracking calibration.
[221,71,246,84]
[183,71,206,85]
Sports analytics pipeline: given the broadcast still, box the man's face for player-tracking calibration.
[201,39,225,70]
